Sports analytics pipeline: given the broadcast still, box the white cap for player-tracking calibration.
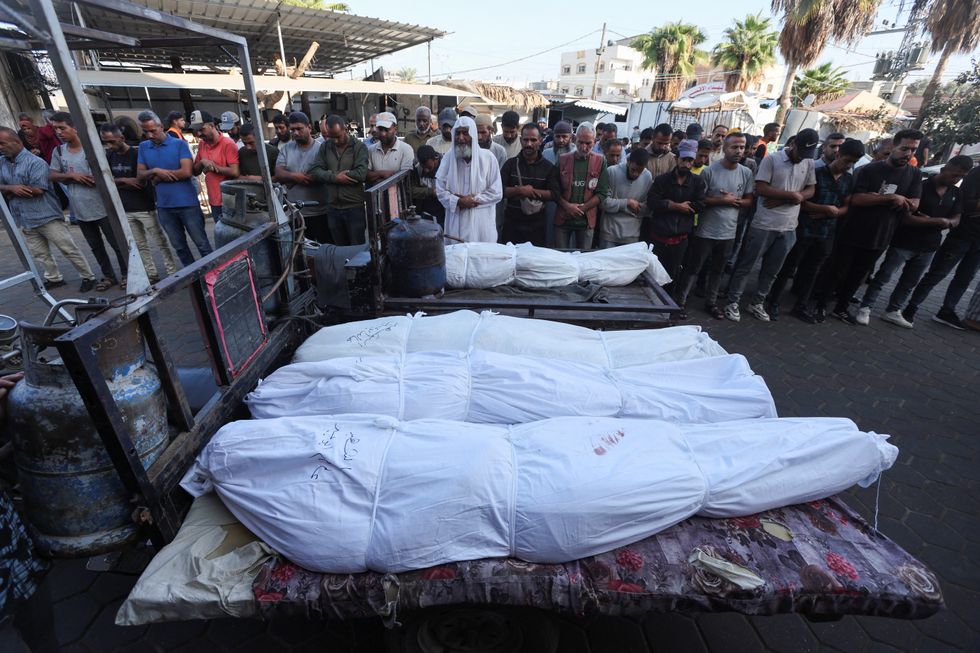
[376,111,396,129]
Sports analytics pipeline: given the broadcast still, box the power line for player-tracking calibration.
[431,29,600,77]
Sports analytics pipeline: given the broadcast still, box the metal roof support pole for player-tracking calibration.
[237,42,284,226]
[26,0,151,297]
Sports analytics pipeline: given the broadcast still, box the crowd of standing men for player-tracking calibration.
[2,104,979,331]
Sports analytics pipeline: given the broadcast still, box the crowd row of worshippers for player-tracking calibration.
[4,107,978,332]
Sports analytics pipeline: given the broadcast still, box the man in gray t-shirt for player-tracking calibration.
[48,112,127,286]
[274,112,329,238]
[723,129,818,323]
[673,135,754,318]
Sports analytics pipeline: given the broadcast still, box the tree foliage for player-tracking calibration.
[632,22,708,100]
[711,13,779,92]
[771,0,882,120]
[396,67,417,82]
[793,62,850,104]
[919,59,980,152]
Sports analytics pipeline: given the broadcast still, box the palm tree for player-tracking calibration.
[711,13,779,92]
[914,0,980,129]
[793,62,850,104]
[633,22,708,100]
[284,0,351,9]
[396,67,417,82]
[772,0,882,122]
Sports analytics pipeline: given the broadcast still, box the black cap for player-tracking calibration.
[796,128,819,157]
[287,111,310,125]
[686,122,703,139]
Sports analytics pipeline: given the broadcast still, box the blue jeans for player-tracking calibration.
[156,205,213,267]
[907,236,980,313]
[726,227,796,306]
[327,205,367,246]
[860,246,935,312]
[209,204,223,222]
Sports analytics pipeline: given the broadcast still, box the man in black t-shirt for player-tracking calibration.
[822,128,923,324]
[904,160,980,329]
[856,156,971,328]
[237,123,279,180]
[99,123,178,282]
[501,124,560,246]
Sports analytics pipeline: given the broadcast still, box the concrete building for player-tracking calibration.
[557,38,654,102]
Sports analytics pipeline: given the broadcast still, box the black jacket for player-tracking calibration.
[648,170,707,238]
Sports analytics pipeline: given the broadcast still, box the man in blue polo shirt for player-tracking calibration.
[136,110,212,266]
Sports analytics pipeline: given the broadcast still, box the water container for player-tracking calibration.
[6,321,168,556]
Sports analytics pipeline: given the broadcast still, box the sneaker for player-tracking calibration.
[674,307,689,321]
[79,278,96,293]
[706,304,725,320]
[723,302,741,322]
[832,308,857,325]
[902,306,917,324]
[855,306,871,325]
[814,306,827,323]
[933,308,965,330]
[791,305,818,324]
[45,279,66,289]
[746,302,771,321]
[767,302,780,321]
[881,310,914,329]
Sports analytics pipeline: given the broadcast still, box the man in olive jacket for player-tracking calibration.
[308,114,369,245]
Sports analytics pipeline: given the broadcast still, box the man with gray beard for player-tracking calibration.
[436,116,502,242]
[543,120,573,164]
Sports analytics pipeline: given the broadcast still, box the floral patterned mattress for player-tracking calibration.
[252,496,943,621]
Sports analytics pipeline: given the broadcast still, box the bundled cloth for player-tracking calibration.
[182,414,898,573]
[444,241,672,289]
[293,310,727,365]
[247,351,776,424]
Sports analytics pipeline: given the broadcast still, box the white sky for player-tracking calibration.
[355,0,977,89]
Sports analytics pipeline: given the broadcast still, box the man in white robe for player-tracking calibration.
[436,116,502,242]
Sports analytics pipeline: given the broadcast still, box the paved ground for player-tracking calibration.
[1,221,978,652]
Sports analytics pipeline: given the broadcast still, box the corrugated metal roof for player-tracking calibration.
[53,0,444,74]
[75,69,465,97]
[562,98,628,115]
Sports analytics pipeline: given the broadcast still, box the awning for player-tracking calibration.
[52,0,444,74]
[561,98,629,115]
[75,70,465,97]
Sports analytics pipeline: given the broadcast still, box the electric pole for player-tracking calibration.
[591,23,607,100]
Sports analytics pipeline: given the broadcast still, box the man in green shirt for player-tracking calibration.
[554,123,608,250]
[308,115,369,245]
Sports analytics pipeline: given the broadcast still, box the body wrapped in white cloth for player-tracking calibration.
[182,414,897,574]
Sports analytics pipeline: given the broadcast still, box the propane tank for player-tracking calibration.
[6,320,168,557]
[386,207,446,297]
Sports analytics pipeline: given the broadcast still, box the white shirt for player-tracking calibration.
[368,139,413,173]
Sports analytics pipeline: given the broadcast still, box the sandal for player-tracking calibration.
[95,278,116,291]
[119,276,127,288]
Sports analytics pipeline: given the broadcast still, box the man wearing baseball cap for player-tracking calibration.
[543,120,573,165]
[722,127,817,322]
[218,111,243,148]
[647,139,706,287]
[190,109,240,222]
[366,111,413,185]
[426,108,457,156]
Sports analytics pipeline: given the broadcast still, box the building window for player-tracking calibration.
[642,78,650,86]
[599,62,605,72]
[767,84,774,93]
[576,64,586,74]
[575,86,584,96]
[562,65,570,75]
[561,87,569,94]
[623,63,632,71]
[608,62,615,70]
[576,50,585,59]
